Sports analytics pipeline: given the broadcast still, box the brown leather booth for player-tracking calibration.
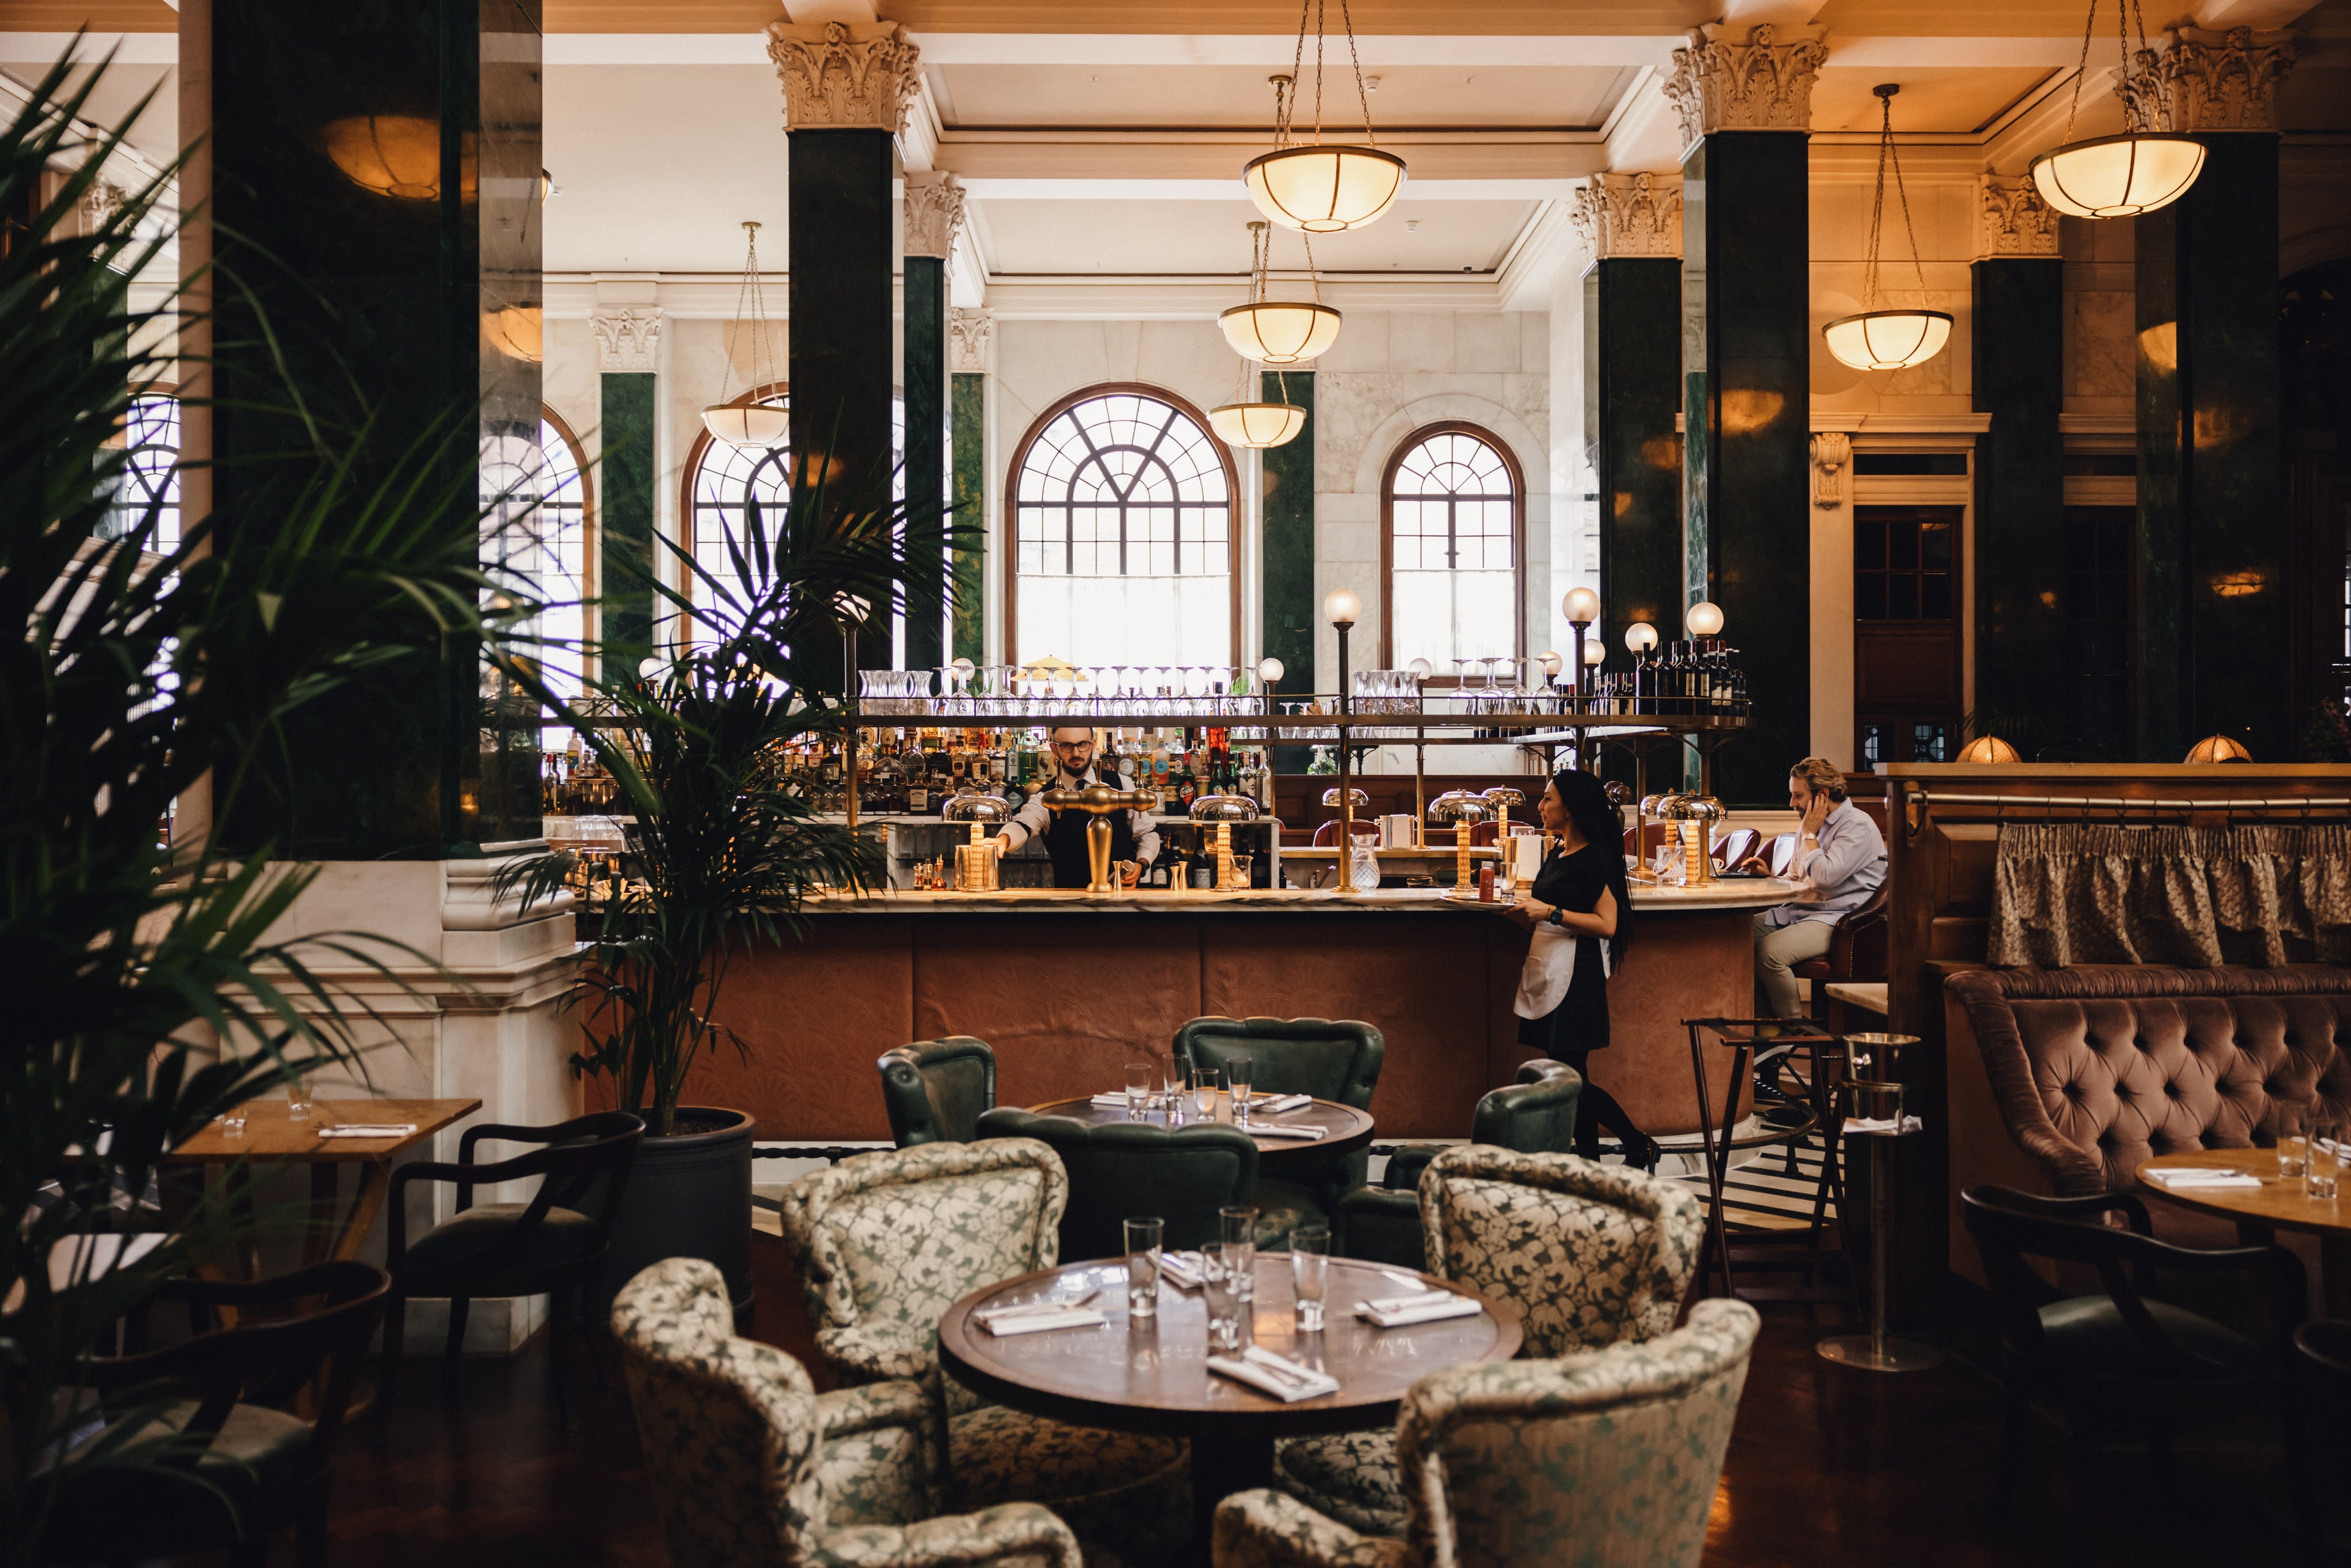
[1945,964,2351,1284]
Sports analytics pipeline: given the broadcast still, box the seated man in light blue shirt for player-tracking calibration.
[1742,757,1887,1019]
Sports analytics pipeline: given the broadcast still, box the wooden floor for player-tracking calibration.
[288,1235,2313,1568]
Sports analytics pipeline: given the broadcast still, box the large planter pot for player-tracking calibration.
[600,1106,756,1320]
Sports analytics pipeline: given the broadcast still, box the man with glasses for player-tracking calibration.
[995,727,1161,889]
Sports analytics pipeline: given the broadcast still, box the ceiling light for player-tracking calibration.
[1218,220,1341,365]
[1822,86,1952,374]
[1209,401,1307,449]
[1242,4,1406,237]
[321,115,442,200]
[2030,0,2205,220]
[703,220,787,450]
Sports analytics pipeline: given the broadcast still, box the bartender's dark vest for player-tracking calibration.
[1041,771,1138,889]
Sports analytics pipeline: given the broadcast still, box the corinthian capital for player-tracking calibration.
[593,309,662,373]
[1979,177,2061,258]
[766,19,922,134]
[949,308,993,374]
[903,172,966,260]
[1664,22,1828,152]
[2139,25,2300,133]
[1571,172,1683,260]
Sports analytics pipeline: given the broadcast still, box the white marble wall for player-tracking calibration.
[1807,172,1980,417]
[2062,214,2137,420]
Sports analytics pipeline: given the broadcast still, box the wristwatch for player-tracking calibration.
[1547,907,1565,927]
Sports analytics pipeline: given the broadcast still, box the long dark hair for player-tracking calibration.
[1548,768,1633,957]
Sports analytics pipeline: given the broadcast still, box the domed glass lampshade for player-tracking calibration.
[1208,400,1307,448]
[1243,144,1407,233]
[2182,734,2253,764]
[2030,133,2206,220]
[702,402,790,449]
[1823,309,1954,372]
[1957,735,2020,764]
[1218,299,1342,365]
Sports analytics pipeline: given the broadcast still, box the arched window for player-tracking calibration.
[481,409,595,745]
[1008,384,1236,668]
[1381,422,1523,672]
[102,392,180,550]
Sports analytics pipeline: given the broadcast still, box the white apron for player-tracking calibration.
[1513,921,1612,1020]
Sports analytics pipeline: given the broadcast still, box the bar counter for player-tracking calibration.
[672,875,1801,1147]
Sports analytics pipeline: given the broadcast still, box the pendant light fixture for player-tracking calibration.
[1219,220,1341,366]
[702,220,789,450]
[2030,0,2204,218]
[1210,354,1307,449]
[1822,86,1954,374]
[1243,3,1405,233]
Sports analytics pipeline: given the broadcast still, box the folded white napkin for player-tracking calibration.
[1207,1349,1339,1402]
[1159,1251,1207,1290]
[1090,1092,1153,1109]
[1843,1115,1923,1137]
[1361,1289,1455,1315]
[2145,1168,2264,1188]
[1258,1094,1313,1114]
[315,1124,416,1138]
[1357,1294,1483,1328]
[974,1305,1106,1336]
[1244,1124,1328,1141]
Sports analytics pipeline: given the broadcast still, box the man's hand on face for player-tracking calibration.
[1800,791,1833,838]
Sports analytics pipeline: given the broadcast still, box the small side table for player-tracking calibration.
[1817,1077,1943,1373]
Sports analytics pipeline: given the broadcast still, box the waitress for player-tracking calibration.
[995,727,1161,889]
[1509,768,1660,1172]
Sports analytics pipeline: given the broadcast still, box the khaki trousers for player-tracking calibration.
[1753,913,1834,1019]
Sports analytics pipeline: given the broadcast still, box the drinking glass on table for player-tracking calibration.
[2280,1107,2311,1181]
[286,1076,313,1121]
[1200,1243,1243,1352]
[1221,1205,1258,1305]
[1124,1062,1154,1120]
[1162,1060,1187,1125]
[1228,1055,1255,1126]
[2309,1112,2342,1201]
[1291,1224,1331,1332]
[1192,1066,1221,1121]
[1125,1217,1164,1320]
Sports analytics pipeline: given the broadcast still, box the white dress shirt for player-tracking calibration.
[1761,799,1886,930]
[999,764,1161,864]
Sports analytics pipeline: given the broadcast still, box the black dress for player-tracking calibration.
[1515,841,1614,1054]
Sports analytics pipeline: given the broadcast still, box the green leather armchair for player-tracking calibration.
[1332,1058,1583,1270]
[975,1109,1315,1256]
[878,1036,997,1147]
[1174,1017,1384,1228]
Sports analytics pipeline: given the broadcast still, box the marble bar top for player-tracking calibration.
[798,878,1805,916]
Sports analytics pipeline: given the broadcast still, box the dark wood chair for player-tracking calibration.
[1960,1186,2303,1533]
[33,1260,389,1568]
[386,1109,644,1423]
[1790,881,1890,1029]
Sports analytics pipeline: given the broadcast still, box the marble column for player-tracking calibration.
[1971,179,2065,740]
[1260,368,1318,696]
[1573,174,1685,645]
[902,172,964,672]
[2133,25,2300,760]
[1668,22,1824,802]
[949,308,991,664]
[593,302,661,660]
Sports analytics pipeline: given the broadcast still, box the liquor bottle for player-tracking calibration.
[1632,651,1652,716]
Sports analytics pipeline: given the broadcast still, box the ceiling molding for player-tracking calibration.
[1494,197,1579,314]
[936,132,1605,187]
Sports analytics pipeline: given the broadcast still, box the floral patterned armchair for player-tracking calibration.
[1216,1300,1760,1568]
[778,1140,1189,1562]
[1273,1147,1704,1537]
[610,1256,1083,1568]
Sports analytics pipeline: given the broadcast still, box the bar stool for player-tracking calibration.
[1682,1017,1844,1302]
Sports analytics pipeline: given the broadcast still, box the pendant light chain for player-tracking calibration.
[720,220,774,404]
[1340,0,1374,148]
[1277,0,1374,148]
[1862,91,1929,315]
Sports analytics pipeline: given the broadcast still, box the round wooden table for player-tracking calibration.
[2134,1146,2351,1313]
[1026,1094,1375,1172]
[938,1253,1520,1548]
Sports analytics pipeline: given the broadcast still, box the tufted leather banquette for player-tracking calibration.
[1945,965,2351,1281]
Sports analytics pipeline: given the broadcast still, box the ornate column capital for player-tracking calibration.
[1979,177,2062,258]
[1664,22,1828,152]
[904,171,966,261]
[592,309,662,373]
[2134,25,2300,133]
[949,308,993,374]
[1811,431,1851,509]
[765,19,922,134]
[1570,172,1683,260]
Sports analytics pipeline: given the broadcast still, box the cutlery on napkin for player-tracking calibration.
[1257,1094,1313,1114]
[1356,1292,1483,1328]
[1089,1093,1153,1109]
[973,1288,1106,1335]
[315,1124,417,1138]
[1158,1252,1207,1290]
[2145,1168,2264,1188]
[1207,1348,1338,1402]
[1244,1124,1328,1140]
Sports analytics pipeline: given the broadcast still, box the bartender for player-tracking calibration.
[994,727,1161,889]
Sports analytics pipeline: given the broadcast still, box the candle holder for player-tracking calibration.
[942,794,1013,891]
[1428,790,1494,894]
[1041,783,1159,894]
[1192,792,1262,889]
[1658,793,1726,886]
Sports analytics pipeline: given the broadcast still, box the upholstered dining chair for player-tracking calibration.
[1213,1299,1762,1568]
[975,1109,1312,1256]
[878,1036,998,1147]
[1274,1146,1703,1538]
[1174,1016,1384,1234]
[777,1140,1188,1560]
[612,1256,1083,1568]
[1332,1058,1584,1269]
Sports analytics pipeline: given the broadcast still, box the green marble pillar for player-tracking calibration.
[902,254,947,671]
[1971,257,2065,743]
[950,369,985,663]
[600,371,656,659]
[1261,369,1316,691]
[1682,133,1811,803]
[1586,258,1684,640]
[2136,135,2285,760]
[203,0,540,857]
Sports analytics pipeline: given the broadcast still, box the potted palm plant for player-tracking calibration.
[500,450,951,1315]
